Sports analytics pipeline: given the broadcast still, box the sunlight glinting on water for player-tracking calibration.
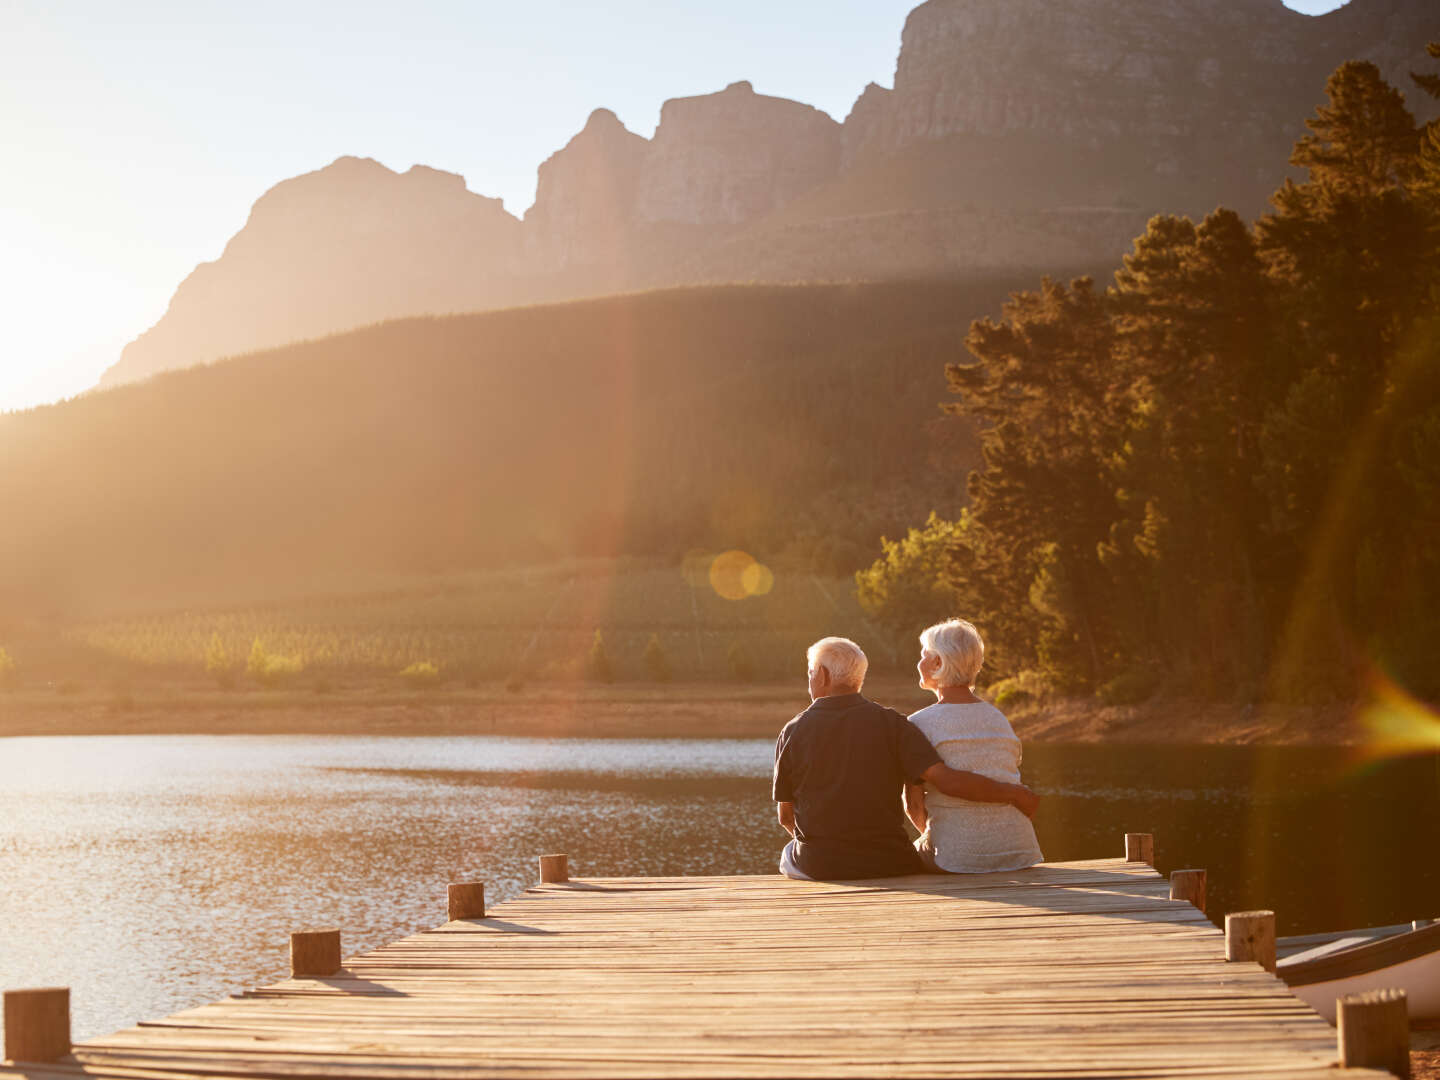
[0,736,778,1041]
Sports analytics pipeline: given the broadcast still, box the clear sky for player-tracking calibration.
[2,0,1349,414]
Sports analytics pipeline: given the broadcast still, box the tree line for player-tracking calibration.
[859,50,1440,704]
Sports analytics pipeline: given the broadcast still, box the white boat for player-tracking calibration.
[1277,919,1440,1022]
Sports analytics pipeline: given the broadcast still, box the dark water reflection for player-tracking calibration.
[1023,744,1440,939]
[0,736,1436,1043]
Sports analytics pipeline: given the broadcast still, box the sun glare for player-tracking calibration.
[1357,667,1440,760]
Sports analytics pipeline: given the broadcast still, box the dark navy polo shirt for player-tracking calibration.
[772,691,941,880]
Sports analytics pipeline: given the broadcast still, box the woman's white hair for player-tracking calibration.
[806,636,868,688]
[919,618,985,688]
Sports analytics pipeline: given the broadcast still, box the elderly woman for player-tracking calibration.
[905,618,1043,873]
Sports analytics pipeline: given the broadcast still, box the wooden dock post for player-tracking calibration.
[2,988,70,1064]
[1124,832,1154,864]
[539,853,569,883]
[1337,988,1409,1079]
[448,881,486,920]
[1170,869,1207,914]
[1225,910,1277,973]
[289,930,341,977]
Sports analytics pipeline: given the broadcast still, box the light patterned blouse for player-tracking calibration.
[909,701,1043,873]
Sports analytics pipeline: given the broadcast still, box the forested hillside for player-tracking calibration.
[0,277,1044,618]
[859,53,1440,705]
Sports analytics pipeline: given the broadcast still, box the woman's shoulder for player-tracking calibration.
[908,700,1008,719]
[909,700,1013,736]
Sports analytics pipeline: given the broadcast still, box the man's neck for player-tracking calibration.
[814,686,862,701]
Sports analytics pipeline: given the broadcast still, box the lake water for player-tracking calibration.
[1,735,1436,1042]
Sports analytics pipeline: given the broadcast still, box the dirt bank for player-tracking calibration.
[0,677,1372,744]
[1009,697,1367,746]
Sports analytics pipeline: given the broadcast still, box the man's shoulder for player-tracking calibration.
[782,695,906,735]
[858,695,910,725]
[777,708,813,741]
[783,704,818,729]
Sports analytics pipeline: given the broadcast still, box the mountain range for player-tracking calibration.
[101,0,1439,389]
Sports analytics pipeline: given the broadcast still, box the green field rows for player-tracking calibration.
[60,557,899,684]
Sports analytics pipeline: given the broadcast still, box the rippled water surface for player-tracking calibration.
[1,736,1436,1042]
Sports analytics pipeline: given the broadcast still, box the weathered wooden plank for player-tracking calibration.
[1,861,1369,1079]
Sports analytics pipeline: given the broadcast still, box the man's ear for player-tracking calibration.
[815,666,830,691]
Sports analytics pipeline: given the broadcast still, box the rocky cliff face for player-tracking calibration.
[635,81,841,226]
[840,0,1340,220]
[103,0,1440,391]
[101,157,523,388]
[524,109,647,272]
[841,0,1437,214]
[852,0,1309,152]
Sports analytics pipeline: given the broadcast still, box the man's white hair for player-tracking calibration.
[807,636,868,688]
[919,618,985,688]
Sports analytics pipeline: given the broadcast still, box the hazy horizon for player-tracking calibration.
[3,0,1350,415]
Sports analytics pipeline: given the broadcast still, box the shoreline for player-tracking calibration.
[0,679,1373,744]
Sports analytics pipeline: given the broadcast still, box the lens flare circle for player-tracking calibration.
[709,550,754,601]
[708,550,775,600]
[741,561,774,596]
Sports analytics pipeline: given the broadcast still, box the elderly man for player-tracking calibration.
[774,636,1039,880]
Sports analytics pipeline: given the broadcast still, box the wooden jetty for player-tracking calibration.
[2,842,1410,1079]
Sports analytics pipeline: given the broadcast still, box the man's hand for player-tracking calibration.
[904,782,928,832]
[1010,784,1040,819]
[777,801,796,837]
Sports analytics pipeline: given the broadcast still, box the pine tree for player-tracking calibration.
[1411,44,1440,246]
[1411,41,1440,101]
[641,634,671,682]
[1290,61,1418,197]
[1105,209,1276,689]
[1261,62,1426,394]
[587,630,613,684]
[1253,57,1432,698]
[948,277,1121,688]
